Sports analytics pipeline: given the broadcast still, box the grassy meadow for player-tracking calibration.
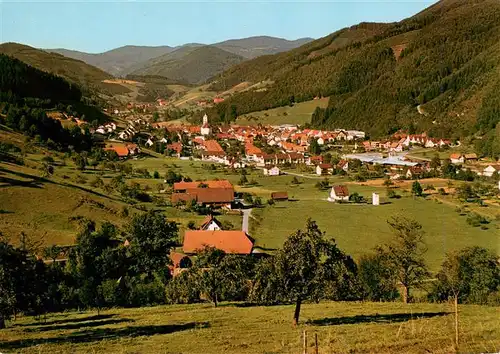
[0,301,498,353]
[236,98,329,126]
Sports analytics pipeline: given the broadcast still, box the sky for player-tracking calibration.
[1,0,437,53]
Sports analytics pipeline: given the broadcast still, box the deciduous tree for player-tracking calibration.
[378,216,429,303]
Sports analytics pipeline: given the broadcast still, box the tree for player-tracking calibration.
[378,216,429,303]
[70,221,126,312]
[192,247,249,307]
[411,181,423,197]
[239,174,248,185]
[73,153,87,171]
[152,112,160,122]
[349,192,364,203]
[431,247,499,348]
[383,178,393,187]
[153,171,160,179]
[358,253,399,301]
[43,245,62,264]
[40,162,54,178]
[309,138,321,155]
[255,219,348,325]
[0,267,15,329]
[432,247,499,305]
[430,154,441,170]
[127,211,178,278]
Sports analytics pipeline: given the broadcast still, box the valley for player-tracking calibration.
[0,1,499,353]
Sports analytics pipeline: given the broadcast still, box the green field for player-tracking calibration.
[1,301,498,353]
[236,98,329,126]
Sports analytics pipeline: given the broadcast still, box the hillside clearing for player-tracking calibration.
[236,98,329,126]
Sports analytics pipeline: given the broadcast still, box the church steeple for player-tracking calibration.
[201,113,211,136]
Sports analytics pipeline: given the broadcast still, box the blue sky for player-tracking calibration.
[1,1,436,53]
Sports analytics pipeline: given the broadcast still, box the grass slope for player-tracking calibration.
[236,98,329,126]
[0,301,498,353]
[0,161,128,246]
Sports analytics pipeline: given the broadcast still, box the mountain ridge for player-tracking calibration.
[47,36,314,77]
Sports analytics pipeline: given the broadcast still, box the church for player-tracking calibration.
[201,114,211,136]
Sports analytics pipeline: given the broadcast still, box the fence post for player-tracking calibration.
[303,329,307,354]
[315,332,318,354]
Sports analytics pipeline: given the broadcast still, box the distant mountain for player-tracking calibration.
[0,42,112,93]
[214,36,314,59]
[129,46,245,84]
[46,36,314,77]
[205,0,500,160]
[49,45,175,77]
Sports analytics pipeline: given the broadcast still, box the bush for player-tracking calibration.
[387,189,399,199]
[153,171,160,179]
[466,213,489,227]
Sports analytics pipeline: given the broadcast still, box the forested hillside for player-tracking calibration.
[0,54,99,151]
[130,46,244,84]
[0,43,112,94]
[207,0,500,157]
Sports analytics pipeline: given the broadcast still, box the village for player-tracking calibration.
[82,113,500,277]
[95,112,499,179]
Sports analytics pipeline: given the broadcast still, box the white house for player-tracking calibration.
[328,185,350,202]
[337,160,349,172]
[199,215,222,231]
[316,163,334,176]
[160,137,168,144]
[482,165,500,177]
[145,138,154,147]
[450,154,465,164]
[201,114,211,136]
[317,137,325,146]
[263,166,281,176]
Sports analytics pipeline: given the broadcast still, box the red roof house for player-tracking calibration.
[183,230,254,254]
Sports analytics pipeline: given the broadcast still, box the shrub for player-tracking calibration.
[466,213,489,227]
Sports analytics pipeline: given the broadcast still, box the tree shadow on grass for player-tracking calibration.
[0,322,210,350]
[308,312,451,326]
[13,314,116,327]
[23,318,134,332]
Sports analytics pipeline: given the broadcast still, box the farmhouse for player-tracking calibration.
[172,180,235,209]
[337,160,349,172]
[406,166,424,179]
[199,214,222,230]
[328,185,350,202]
[316,163,334,176]
[104,145,129,158]
[183,230,254,254]
[464,153,478,162]
[271,191,289,201]
[482,165,500,177]
[450,153,465,164]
